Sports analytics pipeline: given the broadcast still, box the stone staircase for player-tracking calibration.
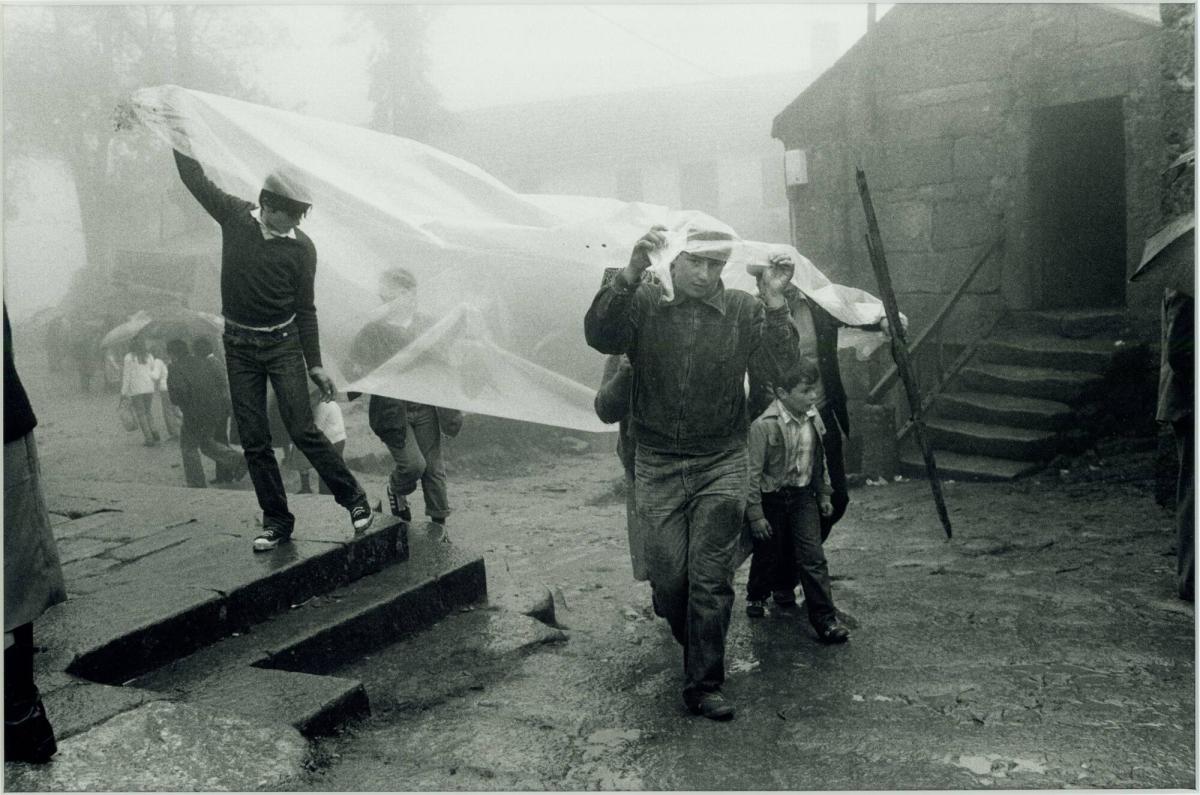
[899,309,1135,481]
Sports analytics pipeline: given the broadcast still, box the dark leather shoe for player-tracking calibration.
[683,690,735,721]
[5,698,58,764]
[815,620,850,644]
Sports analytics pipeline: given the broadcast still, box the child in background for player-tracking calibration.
[744,357,849,644]
[284,386,347,495]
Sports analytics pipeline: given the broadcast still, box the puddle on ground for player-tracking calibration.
[585,728,643,747]
[727,656,760,674]
[948,753,1047,777]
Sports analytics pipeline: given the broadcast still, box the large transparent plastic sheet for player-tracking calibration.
[126,85,891,432]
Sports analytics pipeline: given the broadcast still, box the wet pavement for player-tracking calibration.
[301,456,1195,791]
[7,338,1196,790]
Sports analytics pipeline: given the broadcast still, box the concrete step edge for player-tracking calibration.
[962,363,1105,383]
[937,391,1073,415]
[260,556,488,677]
[185,666,371,738]
[126,531,486,737]
[899,449,1043,481]
[925,417,1058,442]
[65,519,409,686]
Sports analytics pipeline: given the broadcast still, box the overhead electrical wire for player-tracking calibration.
[581,6,726,82]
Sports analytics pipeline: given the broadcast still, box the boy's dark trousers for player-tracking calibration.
[746,485,837,629]
[223,323,365,532]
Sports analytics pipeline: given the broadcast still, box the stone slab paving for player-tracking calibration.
[6,477,408,790]
[5,701,308,792]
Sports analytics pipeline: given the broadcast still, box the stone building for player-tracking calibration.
[773,3,1166,334]
[771,4,1176,479]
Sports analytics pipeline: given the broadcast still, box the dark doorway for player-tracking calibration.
[1029,97,1127,309]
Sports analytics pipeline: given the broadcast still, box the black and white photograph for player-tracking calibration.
[1,1,1194,790]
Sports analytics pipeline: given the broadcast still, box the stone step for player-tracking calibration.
[131,528,486,735]
[958,362,1104,404]
[899,447,1043,482]
[924,417,1059,461]
[980,330,1122,373]
[1001,309,1129,339]
[933,391,1074,431]
[56,515,411,686]
[187,666,370,738]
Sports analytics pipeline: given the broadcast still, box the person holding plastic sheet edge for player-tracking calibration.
[345,268,464,533]
[585,225,799,721]
[171,146,373,552]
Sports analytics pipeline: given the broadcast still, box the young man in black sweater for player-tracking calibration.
[173,150,373,550]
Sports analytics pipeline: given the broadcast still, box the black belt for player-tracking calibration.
[223,320,297,340]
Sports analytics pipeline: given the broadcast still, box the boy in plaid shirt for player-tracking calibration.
[744,358,849,644]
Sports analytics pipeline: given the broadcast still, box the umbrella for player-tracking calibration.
[1130,212,1194,283]
[100,308,224,350]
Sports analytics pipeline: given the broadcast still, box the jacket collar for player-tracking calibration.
[762,397,816,425]
[252,208,298,240]
[662,280,727,315]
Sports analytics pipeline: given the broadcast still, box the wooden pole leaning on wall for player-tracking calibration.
[855,167,953,540]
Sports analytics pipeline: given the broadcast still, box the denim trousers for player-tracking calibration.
[746,486,837,628]
[223,324,365,531]
[635,443,746,696]
[384,403,449,520]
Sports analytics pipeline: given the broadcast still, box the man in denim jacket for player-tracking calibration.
[584,225,798,721]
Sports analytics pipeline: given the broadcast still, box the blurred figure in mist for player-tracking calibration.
[68,317,103,394]
[152,340,182,440]
[165,338,246,488]
[121,335,165,446]
[193,336,239,483]
[345,268,464,531]
[43,315,65,374]
[4,305,67,764]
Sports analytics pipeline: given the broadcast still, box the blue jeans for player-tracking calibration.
[635,443,747,696]
[223,323,365,532]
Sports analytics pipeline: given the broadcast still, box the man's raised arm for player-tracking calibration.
[173,150,248,224]
[584,225,666,355]
[748,253,801,391]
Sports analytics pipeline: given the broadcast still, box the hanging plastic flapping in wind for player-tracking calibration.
[124,85,892,433]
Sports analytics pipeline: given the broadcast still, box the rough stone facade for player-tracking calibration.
[1159,3,1194,221]
[772,4,1165,339]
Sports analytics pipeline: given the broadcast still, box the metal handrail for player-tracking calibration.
[866,233,1005,404]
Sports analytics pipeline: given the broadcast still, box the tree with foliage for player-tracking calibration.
[349,5,451,143]
[3,5,272,316]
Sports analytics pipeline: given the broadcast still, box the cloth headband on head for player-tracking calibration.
[680,229,735,263]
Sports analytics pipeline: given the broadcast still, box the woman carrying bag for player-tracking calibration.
[120,336,165,446]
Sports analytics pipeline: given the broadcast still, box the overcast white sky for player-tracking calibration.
[6,2,880,317]
[4,2,1162,317]
[260,3,876,123]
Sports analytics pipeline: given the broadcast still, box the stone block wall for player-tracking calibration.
[777,4,1163,342]
[1160,3,1195,221]
[773,3,1166,468]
